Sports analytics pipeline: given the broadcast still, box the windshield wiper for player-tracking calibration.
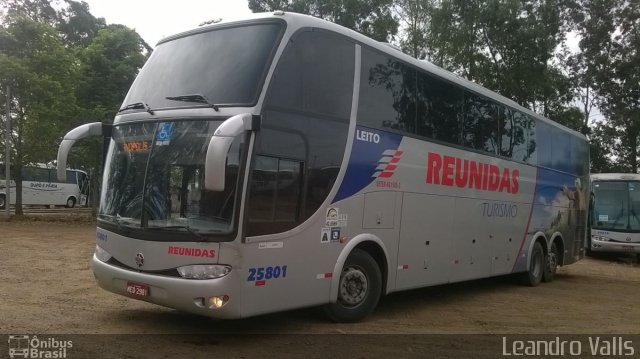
[118,102,154,115]
[147,225,209,240]
[165,94,219,111]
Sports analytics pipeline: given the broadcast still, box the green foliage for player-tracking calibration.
[56,0,107,47]
[0,16,78,164]
[248,0,398,41]
[396,0,432,59]
[0,0,148,211]
[76,24,146,121]
[426,0,570,113]
[571,0,640,173]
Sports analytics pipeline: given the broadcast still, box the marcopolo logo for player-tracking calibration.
[7,335,73,358]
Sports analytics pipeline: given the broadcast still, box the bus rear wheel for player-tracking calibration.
[65,197,76,208]
[0,194,5,209]
[543,241,559,283]
[520,241,544,287]
[323,249,382,323]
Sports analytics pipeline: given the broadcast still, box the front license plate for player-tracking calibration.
[126,282,149,297]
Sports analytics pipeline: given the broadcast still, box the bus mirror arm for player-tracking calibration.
[56,122,104,182]
[204,113,258,191]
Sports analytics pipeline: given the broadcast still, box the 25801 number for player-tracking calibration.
[247,265,288,281]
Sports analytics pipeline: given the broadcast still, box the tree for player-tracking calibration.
[426,0,573,118]
[248,0,399,41]
[572,0,640,173]
[1,0,60,25]
[1,0,148,214]
[56,0,107,47]
[395,0,432,59]
[76,24,147,122]
[0,16,79,214]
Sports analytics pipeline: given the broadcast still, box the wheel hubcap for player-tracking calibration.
[339,266,368,306]
[548,251,557,271]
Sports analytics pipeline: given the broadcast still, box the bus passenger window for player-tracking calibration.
[359,48,417,133]
[506,111,536,164]
[462,91,500,154]
[247,156,303,236]
[417,72,462,144]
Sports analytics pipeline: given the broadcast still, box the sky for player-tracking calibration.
[82,0,252,47]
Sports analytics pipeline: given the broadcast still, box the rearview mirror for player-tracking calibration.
[57,122,103,182]
[204,113,258,191]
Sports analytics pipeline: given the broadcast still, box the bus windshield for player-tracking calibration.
[121,21,283,110]
[592,180,640,232]
[98,120,244,237]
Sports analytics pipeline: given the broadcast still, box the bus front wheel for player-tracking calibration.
[520,241,544,287]
[0,194,5,209]
[323,249,382,323]
[65,197,76,208]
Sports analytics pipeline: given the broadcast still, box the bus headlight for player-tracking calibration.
[593,235,610,242]
[95,245,112,262]
[177,265,231,279]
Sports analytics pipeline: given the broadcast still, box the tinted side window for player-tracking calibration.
[552,126,572,173]
[462,91,501,154]
[254,29,353,236]
[267,29,354,119]
[536,120,552,168]
[503,110,536,164]
[573,136,589,176]
[23,167,50,182]
[417,72,462,144]
[66,170,77,184]
[359,48,416,133]
[247,156,303,236]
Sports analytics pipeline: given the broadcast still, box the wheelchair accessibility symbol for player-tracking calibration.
[156,122,174,145]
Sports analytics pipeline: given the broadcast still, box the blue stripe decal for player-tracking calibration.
[333,127,403,203]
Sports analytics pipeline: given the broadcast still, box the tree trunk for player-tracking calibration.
[14,163,23,215]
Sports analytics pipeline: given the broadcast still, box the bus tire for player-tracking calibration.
[323,248,382,323]
[0,194,5,209]
[519,242,544,287]
[542,241,559,283]
[65,197,76,208]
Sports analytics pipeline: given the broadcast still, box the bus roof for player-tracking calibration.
[591,173,640,181]
[161,11,586,141]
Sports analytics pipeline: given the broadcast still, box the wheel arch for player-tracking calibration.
[329,233,389,303]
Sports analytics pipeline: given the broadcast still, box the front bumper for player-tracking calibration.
[91,254,242,319]
[590,239,640,254]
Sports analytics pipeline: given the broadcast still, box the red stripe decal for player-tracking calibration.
[255,280,266,286]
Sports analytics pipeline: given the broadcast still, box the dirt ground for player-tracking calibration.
[1,218,640,358]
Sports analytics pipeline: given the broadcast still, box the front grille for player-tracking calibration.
[106,257,182,277]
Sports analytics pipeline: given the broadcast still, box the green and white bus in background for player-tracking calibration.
[57,12,589,322]
[590,173,640,259]
[0,163,89,209]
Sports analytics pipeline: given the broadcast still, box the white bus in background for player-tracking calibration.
[57,12,589,322]
[0,163,89,209]
[590,173,640,259]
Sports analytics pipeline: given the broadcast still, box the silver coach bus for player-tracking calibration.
[590,173,640,259]
[57,12,589,322]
